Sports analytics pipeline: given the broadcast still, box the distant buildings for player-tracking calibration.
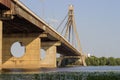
[87,53,91,57]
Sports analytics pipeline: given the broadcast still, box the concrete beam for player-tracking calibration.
[11,1,46,31]
[41,42,61,47]
[0,10,14,20]
[0,0,11,9]
[63,56,81,59]
[0,21,2,69]
[3,33,48,38]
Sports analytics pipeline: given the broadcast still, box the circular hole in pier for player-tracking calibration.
[40,49,46,60]
[11,42,25,58]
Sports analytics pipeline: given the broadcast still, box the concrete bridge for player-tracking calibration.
[0,0,86,69]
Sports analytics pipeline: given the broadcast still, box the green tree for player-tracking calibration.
[116,58,120,65]
[107,57,117,66]
[86,57,91,66]
[86,56,100,66]
[99,57,107,65]
[93,56,100,66]
[85,56,120,66]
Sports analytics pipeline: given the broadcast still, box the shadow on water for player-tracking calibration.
[1,66,120,80]
[1,68,58,74]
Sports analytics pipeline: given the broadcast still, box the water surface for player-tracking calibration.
[1,66,120,73]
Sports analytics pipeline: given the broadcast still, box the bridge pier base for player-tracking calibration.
[77,55,87,66]
[81,55,87,66]
[40,42,61,68]
[1,33,41,69]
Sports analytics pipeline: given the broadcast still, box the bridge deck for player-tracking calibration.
[0,0,82,56]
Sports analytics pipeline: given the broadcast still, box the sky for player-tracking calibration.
[19,0,120,58]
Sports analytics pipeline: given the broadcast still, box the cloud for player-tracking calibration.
[47,18,59,23]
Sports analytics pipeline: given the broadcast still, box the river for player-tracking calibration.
[41,66,120,73]
[55,66,120,72]
[1,66,120,80]
[1,66,120,73]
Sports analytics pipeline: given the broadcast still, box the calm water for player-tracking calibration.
[55,66,120,72]
[1,66,120,73]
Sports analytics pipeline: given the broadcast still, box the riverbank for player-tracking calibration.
[0,72,120,80]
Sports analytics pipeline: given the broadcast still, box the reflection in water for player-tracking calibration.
[1,66,120,74]
[1,68,55,74]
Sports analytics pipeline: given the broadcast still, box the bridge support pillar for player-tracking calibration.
[78,55,87,66]
[41,42,61,68]
[81,55,87,66]
[0,21,2,70]
[1,34,41,69]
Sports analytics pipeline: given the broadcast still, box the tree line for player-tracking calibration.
[86,56,120,66]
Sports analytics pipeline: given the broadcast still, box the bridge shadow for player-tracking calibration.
[57,57,79,67]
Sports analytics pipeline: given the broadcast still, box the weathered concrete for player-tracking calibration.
[41,42,61,67]
[0,21,2,70]
[1,33,61,69]
[11,0,81,56]
[2,34,41,69]
[0,0,87,69]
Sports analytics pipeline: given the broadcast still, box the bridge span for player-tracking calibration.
[0,0,86,69]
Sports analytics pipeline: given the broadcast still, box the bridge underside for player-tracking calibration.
[3,16,43,34]
[0,19,62,69]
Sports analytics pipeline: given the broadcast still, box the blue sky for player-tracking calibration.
[19,0,120,58]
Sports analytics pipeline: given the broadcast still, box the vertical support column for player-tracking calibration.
[81,55,87,66]
[24,37,41,67]
[46,46,56,67]
[41,42,61,68]
[2,36,41,69]
[77,55,87,66]
[0,21,2,69]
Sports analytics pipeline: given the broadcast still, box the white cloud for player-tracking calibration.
[47,18,59,24]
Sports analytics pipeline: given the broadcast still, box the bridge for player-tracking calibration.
[0,0,86,69]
